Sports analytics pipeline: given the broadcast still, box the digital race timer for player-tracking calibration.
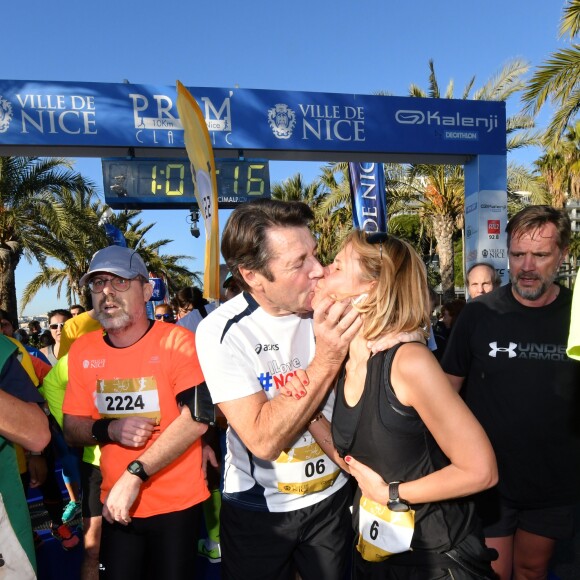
[102,158,271,209]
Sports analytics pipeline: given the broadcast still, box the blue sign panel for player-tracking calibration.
[0,80,506,161]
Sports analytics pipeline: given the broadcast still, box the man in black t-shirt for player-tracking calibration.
[442,205,580,580]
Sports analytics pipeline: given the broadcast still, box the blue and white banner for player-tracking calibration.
[349,162,387,232]
[0,80,506,160]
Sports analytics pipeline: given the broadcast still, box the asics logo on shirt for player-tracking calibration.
[254,343,280,354]
[489,342,517,358]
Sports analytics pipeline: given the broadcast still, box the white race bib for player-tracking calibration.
[357,495,415,562]
[275,440,340,495]
[95,376,161,423]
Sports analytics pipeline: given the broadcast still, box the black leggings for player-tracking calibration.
[99,504,202,580]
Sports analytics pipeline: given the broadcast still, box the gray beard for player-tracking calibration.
[510,268,559,302]
[96,310,132,332]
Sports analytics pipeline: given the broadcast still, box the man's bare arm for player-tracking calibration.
[219,297,362,460]
[63,414,156,448]
[103,406,207,524]
[0,390,50,451]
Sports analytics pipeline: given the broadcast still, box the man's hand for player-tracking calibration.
[313,296,363,366]
[368,329,426,354]
[102,470,143,525]
[202,441,219,479]
[27,454,48,488]
[109,417,156,447]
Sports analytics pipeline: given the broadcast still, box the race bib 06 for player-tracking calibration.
[275,440,340,495]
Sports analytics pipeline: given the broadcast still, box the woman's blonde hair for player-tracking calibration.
[344,230,431,341]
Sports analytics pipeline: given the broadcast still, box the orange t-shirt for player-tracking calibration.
[63,322,209,517]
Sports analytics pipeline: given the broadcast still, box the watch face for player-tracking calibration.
[388,499,411,513]
[127,461,148,481]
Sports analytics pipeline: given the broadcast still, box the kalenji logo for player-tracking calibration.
[489,342,517,358]
[394,109,498,133]
[487,220,500,234]
[394,110,425,124]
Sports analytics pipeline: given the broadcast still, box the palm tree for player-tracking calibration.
[522,0,580,146]
[271,172,351,264]
[21,203,202,311]
[532,120,580,208]
[390,59,538,299]
[0,156,94,319]
[19,186,108,310]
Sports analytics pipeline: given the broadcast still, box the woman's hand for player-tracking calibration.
[279,369,309,399]
[345,455,389,505]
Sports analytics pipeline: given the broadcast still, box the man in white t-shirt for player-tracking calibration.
[196,199,361,580]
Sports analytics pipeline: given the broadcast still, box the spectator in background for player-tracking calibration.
[58,307,100,360]
[15,327,29,345]
[27,320,43,349]
[222,272,241,302]
[41,309,72,365]
[70,305,86,317]
[173,286,217,334]
[466,262,501,300]
[154,303,176,323]
[433,299,466,359]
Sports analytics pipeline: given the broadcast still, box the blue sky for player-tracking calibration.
[1,0,570,315]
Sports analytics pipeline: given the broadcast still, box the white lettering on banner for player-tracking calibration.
[395,109,498,133]
[297,103,366,142]
[129,93,182,131]
[302,118,365,141]
[135,130,175,145]
[15,93,97,135]
[201,95,232,131]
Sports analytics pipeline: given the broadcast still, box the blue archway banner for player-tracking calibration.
[0,80,506,161]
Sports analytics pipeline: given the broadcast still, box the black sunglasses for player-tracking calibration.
[49,322,65,330]
[366,232,389,258]
[155,313,174,320]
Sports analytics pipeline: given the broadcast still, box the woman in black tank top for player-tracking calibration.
[290,231,498,579]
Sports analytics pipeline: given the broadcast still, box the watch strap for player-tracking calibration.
[388,481,402,502]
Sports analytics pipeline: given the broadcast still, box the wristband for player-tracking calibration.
[91,418,115,444]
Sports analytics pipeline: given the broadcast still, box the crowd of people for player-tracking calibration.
[1,199,579,580]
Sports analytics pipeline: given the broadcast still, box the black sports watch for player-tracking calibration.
[387,481,410,512]
[127,460,149,482]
